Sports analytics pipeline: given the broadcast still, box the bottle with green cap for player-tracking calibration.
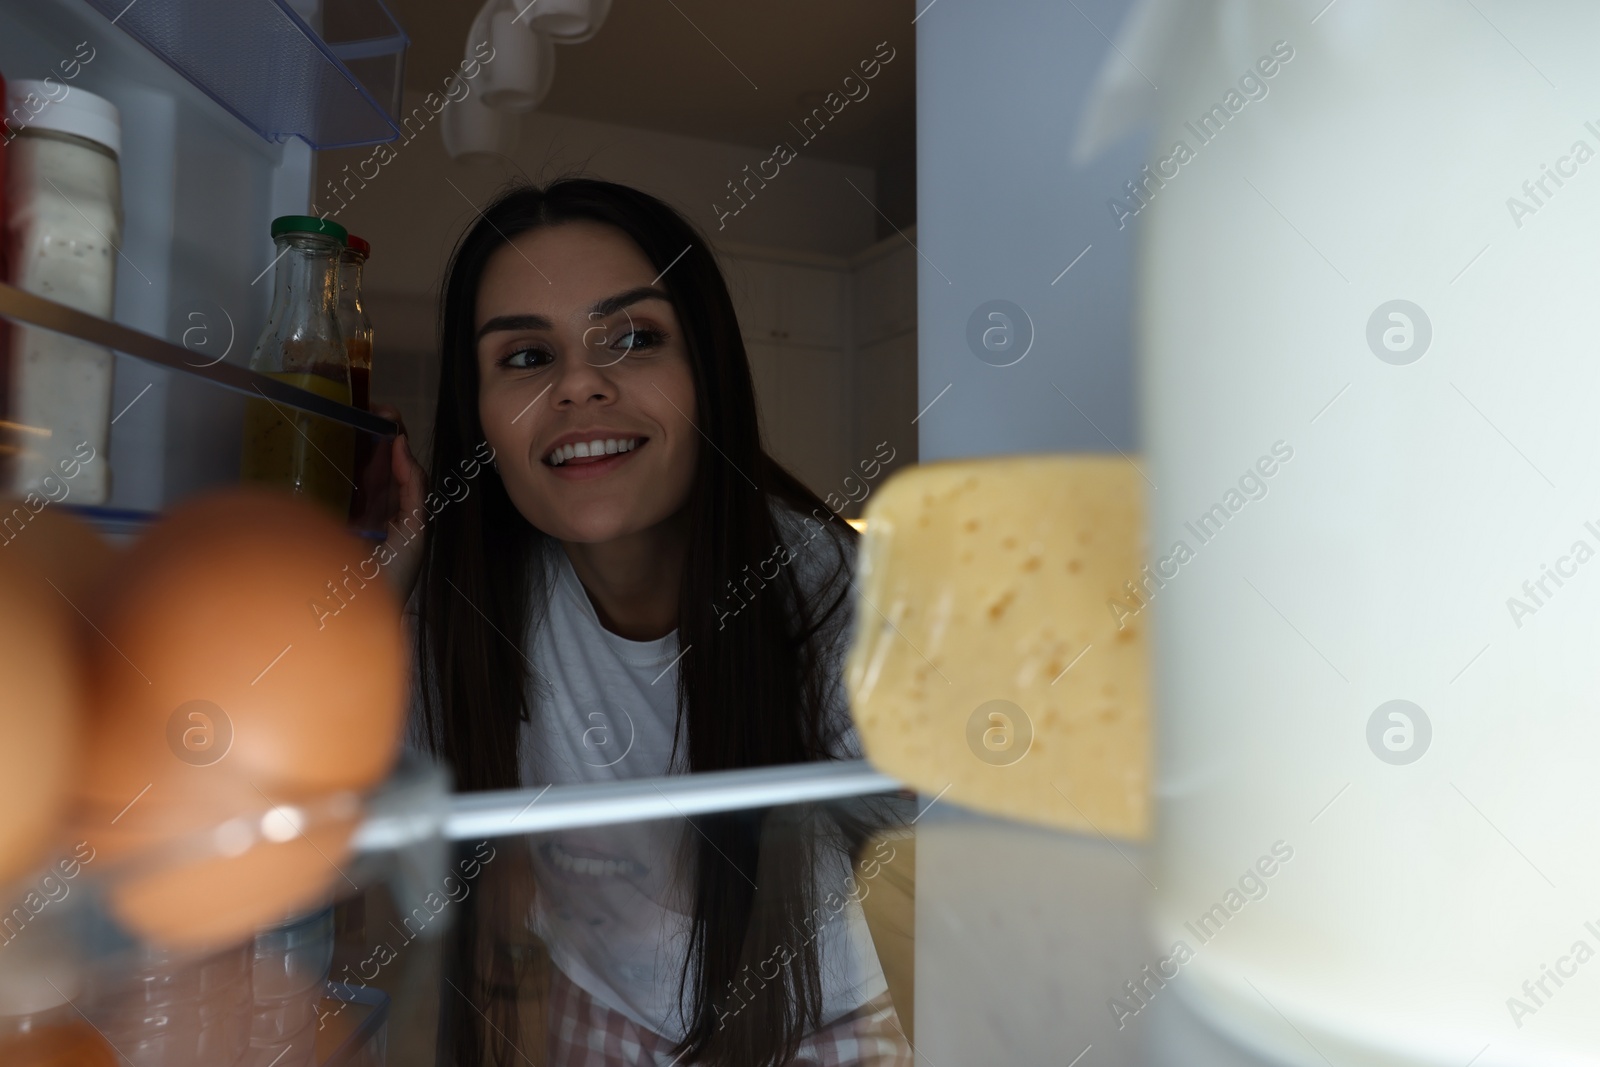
[240,215,355,516]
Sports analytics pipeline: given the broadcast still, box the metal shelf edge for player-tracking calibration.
[355,762,906,849]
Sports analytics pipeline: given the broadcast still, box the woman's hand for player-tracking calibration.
[375,403,427,605]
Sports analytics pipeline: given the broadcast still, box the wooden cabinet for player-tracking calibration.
[719,237,916,508]
[855,330,918,486]
[722,256,846,349]
[849,232,919,501]
[723,251,850,497]
[743,339,785,454]
[779,344,849,494]
[853,240,917,348]
[772,263,846,348]
[721,254,778,342]
[745,339,848,497]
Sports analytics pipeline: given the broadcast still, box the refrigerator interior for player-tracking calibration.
[0,0,313,514]
[0,3,1340,1065]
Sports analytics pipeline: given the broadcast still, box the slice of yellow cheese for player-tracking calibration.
[846,455,1149,841]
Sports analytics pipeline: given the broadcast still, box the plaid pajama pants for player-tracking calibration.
[544,964,914,1067]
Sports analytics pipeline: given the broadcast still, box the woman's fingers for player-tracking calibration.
[373,404,422,512]
[374,406,428,604]
[392,433,427,518]
[373,402,407,436]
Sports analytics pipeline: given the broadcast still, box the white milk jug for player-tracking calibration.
[1081,1,1600,1063]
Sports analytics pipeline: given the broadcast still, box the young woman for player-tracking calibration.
[381,178,911,1067]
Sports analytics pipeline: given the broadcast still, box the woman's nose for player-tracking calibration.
[549,345,617,405]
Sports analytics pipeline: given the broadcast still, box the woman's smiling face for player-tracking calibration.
[475,221,699,543]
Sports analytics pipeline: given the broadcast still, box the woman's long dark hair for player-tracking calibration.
[415,177,864,1066]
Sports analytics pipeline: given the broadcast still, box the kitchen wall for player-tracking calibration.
[314,91,881,454]
[914,0,1147,462]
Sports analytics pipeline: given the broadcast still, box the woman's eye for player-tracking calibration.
[611,328,665,354]
[500,346,553,370]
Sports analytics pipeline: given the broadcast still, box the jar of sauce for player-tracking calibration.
[337,234,372,411]
[239,215,353,516]
[338,234,385,529]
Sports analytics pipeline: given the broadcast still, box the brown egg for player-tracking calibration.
[70,486,402,952]
[0,499,117,611]
[82,486,407,803]
[103,796,359,952]
[77,755,288,858]
[74,751,361,951]
[0,542,81,885]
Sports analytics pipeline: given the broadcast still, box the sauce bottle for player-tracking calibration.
[240,215,353,517]
[337,234,372,411]
[337,234,382,530]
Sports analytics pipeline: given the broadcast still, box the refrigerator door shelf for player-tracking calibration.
[0,283,394,436]
[0,282,397,537]
[81,0,409,149]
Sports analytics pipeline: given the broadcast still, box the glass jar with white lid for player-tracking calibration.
[2,80,122,506]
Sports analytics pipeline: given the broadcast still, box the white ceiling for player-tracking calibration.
[384,0,918,167]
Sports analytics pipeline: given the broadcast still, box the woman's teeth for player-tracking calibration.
[544,842,640,878]
[545,437,641,467]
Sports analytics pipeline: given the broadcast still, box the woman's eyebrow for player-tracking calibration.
[477,312,551,340]
[476,286,670,342]
[589,285,670,318]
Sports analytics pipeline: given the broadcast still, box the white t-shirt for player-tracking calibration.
[516,506,888,1040]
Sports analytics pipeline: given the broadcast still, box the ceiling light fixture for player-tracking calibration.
[441,0,614,162]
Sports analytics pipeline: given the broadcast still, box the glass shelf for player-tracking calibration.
[0,283,393,436]
[0,755,1290,1066]
[363,777,1279,1067]
[80,0,408,149]
[0,281,396,535]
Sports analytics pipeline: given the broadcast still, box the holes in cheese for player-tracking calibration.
[845,455,1149,841]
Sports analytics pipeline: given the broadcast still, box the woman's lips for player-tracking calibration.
[546,439,645,481]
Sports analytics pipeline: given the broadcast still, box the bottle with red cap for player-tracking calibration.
[337,234,373,412]
[338,234,381,529]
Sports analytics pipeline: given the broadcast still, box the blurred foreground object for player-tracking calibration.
[0,1022,116,1067]
[846,455,1149,840]
[75,486,406,949]
[1078,0,1600,1062]
[0,509,82,884]
[0,500,117,609]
